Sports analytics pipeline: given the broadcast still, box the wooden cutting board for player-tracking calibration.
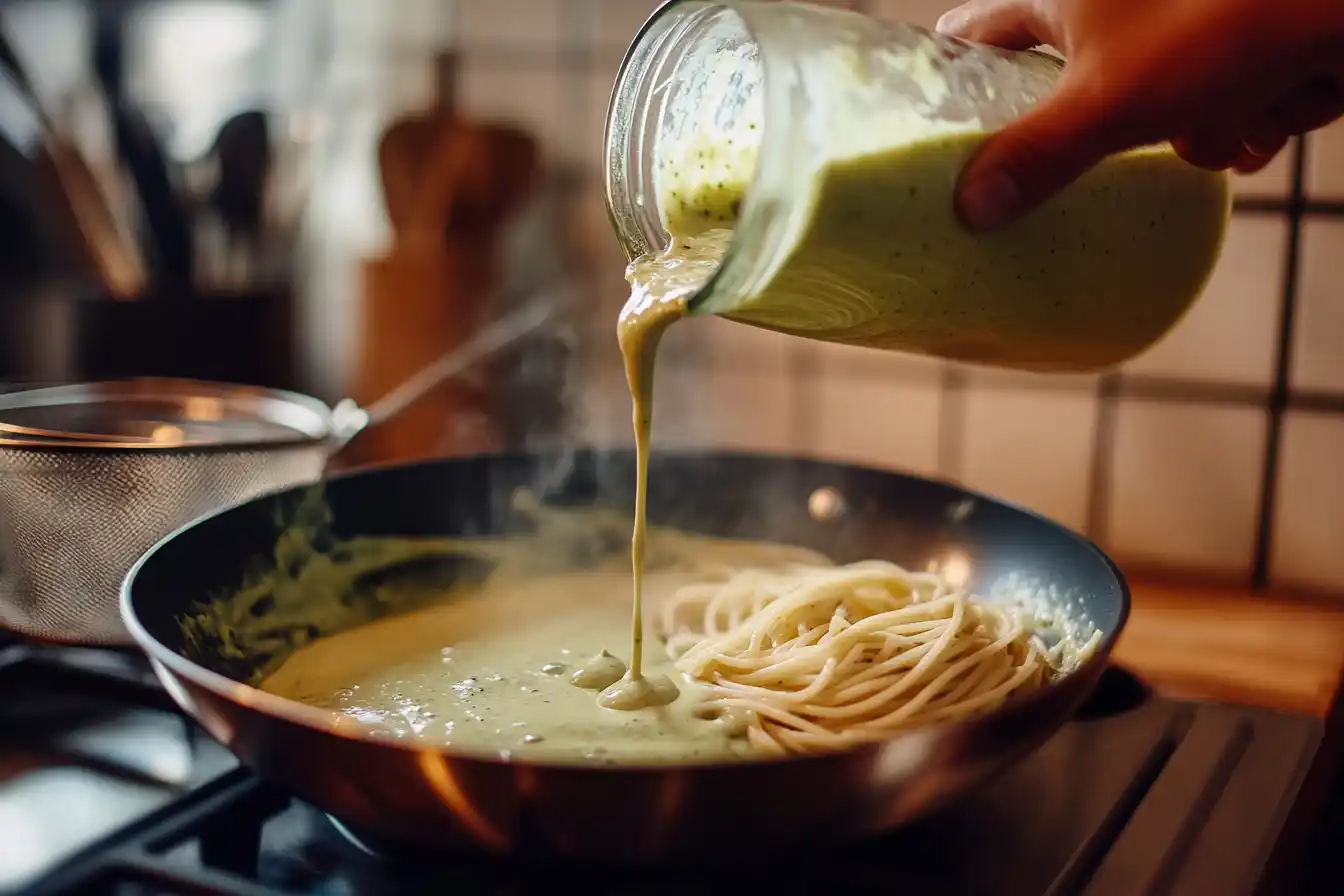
[337,102,539,469]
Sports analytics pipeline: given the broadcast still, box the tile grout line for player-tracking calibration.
[1251,136,1310,589]
[1084,373,1122,545]
[788,345,819,456]
[563,0,606,446]
[937,364,966,483]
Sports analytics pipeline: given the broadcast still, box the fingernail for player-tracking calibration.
[934,10,968,35]
[959,171,1020,230]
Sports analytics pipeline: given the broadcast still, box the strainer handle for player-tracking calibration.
[323,301,555,457]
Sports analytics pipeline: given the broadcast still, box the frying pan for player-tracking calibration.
[121,449,1129,861]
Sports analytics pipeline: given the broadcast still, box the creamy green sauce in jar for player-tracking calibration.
[641,42,1230,371]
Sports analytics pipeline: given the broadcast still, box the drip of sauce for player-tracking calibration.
[605,233,727,711]
[570,650,626,689]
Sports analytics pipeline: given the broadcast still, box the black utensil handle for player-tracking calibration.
[94,14,194,287]
[114,109,195,286]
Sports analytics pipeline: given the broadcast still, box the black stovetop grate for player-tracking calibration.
[22,769,287,896]
[2,638,1335,896]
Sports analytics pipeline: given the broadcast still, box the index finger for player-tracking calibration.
[936,0,1059,51]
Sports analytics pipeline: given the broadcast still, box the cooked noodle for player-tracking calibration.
[661,559,1099,756]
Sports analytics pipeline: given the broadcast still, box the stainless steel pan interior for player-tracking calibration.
[121,449,1129,861]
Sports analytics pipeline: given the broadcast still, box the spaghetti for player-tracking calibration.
[661,559,1098,756]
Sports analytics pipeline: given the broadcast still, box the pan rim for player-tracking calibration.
[0,377,334,453]
[120,449,1131,774]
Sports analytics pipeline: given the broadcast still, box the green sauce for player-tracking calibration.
[663,131,1230,371]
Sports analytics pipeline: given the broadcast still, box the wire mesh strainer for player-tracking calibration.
[0,304,551,644]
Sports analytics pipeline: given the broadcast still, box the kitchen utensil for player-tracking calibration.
[206,110,271,287]
[0,133,67,291]
[0,23,146,298]
[121,449,1128,859]
[0,303,553,644]
[109,108,194,287]
[92,16,193,288]
[28,142,148,298]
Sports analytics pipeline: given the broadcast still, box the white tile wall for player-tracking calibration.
[457,0,564,47]
[1291,219,1344,391]
[865,0,953,28]
[1124,217,1285,386]
[808,339,944,378]
[959,382,1098,533]
[1274,412,1344,592]
[594,0,662,54]
[698,316,796,372]
[1107,401,1267,575]
[1234,142,1295,199]
[579,351,795,453]
[799,344,944,475]
[660,317,790,445]
[1307,120,1344,199]
[647,360,712,449]
[584,61,621,175]
[668,366,798,452]
[579,349,629,447]
[458,64,570,159]
[578,336,692,450]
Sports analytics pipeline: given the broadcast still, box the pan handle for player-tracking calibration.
[322,300,556,461]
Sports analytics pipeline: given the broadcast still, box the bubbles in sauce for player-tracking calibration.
[693,703,755,737]
[262,563,758,765]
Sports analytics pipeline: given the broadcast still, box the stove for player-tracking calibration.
[1,636,1337,896]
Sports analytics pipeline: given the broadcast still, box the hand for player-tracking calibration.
[936,0,1344,229]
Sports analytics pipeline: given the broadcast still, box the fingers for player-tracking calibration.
[1232,150,1277,175]
[1171,78,1343,176]
[1240,114,1290,160]
[1172,126,1245,171]
[936,0,1056,51]
[954,73,1130,230]
[1275,76,1344,134]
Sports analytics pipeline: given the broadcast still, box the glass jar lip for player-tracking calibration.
[603,0,773,316]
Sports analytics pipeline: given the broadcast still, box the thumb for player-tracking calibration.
[956,73,1132,230]
[936,0,1052,52]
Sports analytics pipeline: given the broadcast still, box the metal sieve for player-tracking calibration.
[0,304,551,644]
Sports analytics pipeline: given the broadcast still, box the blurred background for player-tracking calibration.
[0,0,1340,600]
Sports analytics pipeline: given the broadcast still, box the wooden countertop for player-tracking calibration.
[1115,577,1344,719]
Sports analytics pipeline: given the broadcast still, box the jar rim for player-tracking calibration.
[603,1,785,316]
